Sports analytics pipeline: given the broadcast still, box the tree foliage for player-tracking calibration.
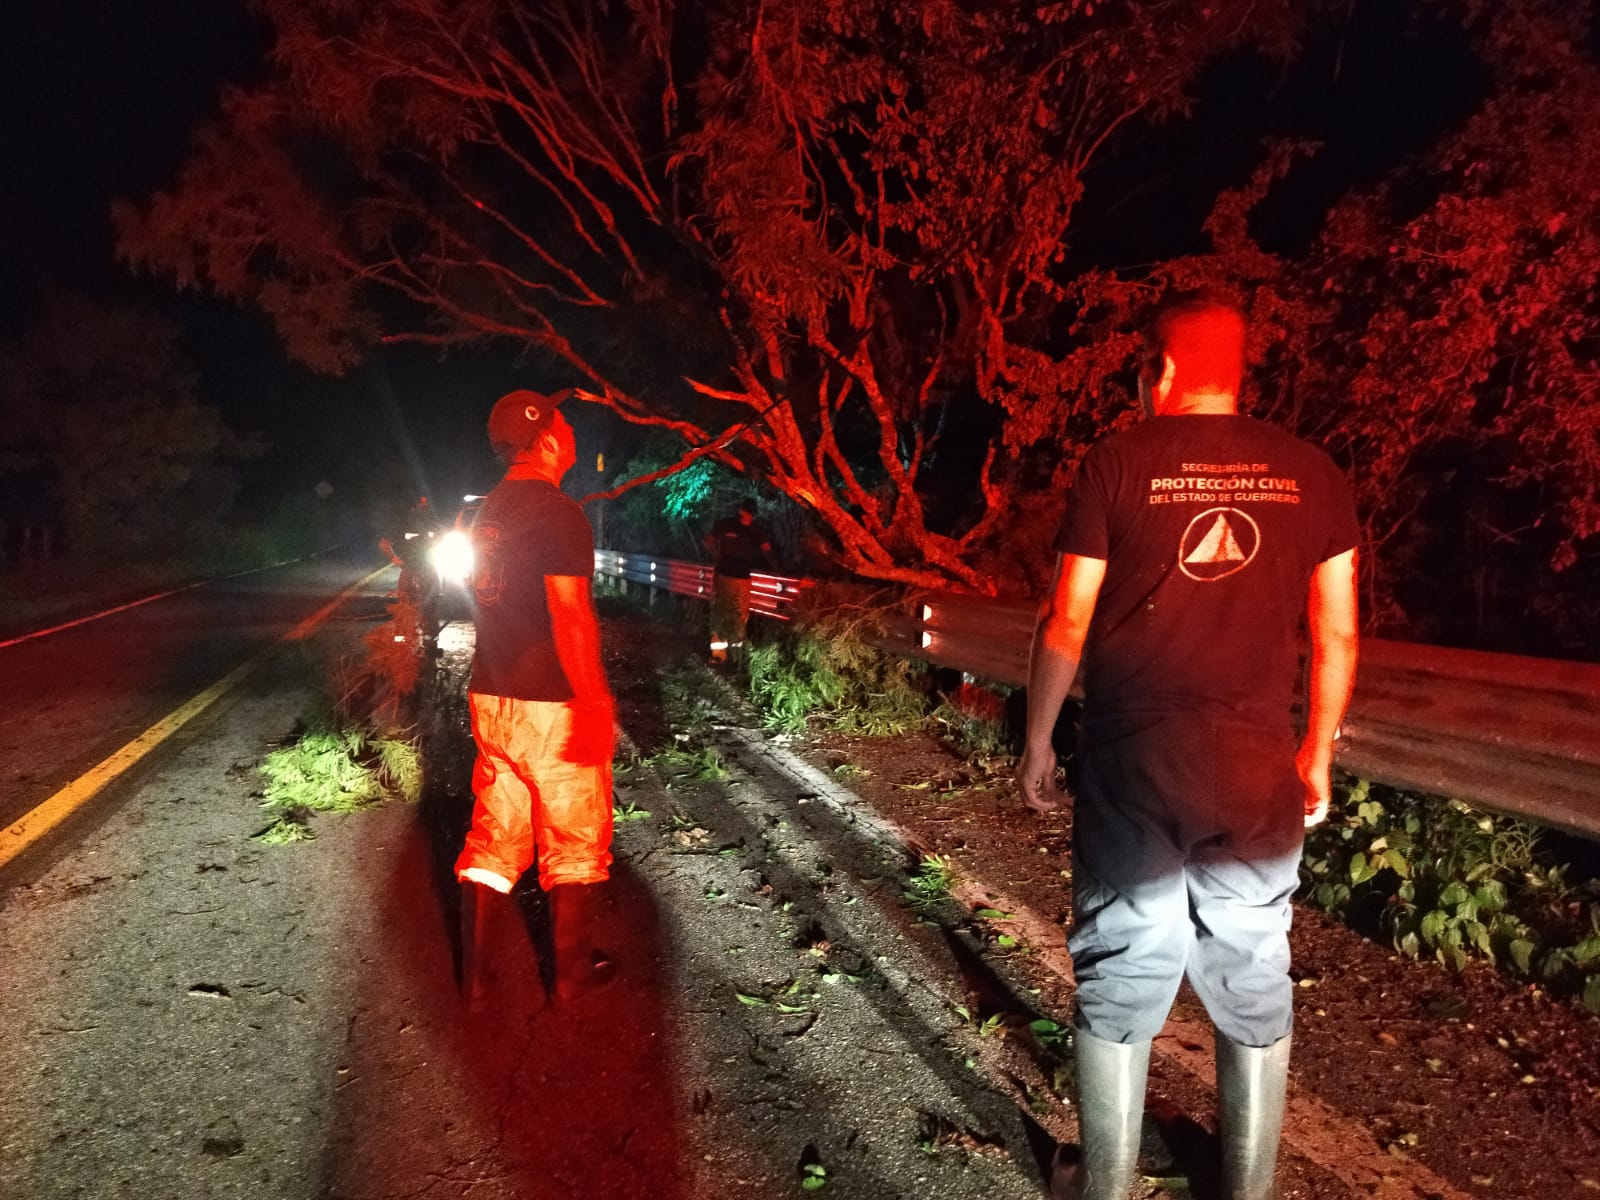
[116,0,1600,647]
[1189,2,1600,644]
[1332,3,1600,601]
[116,0,1310,592]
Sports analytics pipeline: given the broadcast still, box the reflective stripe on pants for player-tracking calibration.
[456,693,613,890]
[710,575,752,649]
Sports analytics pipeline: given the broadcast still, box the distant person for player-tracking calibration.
[456,389,616,1006]
[704,498,773,664]
[1017,291,1360,1200]
[379,495,444,645]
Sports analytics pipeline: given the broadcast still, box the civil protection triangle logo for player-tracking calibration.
[1177,507,1261,582]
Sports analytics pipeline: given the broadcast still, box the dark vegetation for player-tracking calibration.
[0,293,352,596]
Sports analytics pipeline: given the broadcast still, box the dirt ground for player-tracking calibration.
[799,725,1600,1198]
[598,595,1600,1200]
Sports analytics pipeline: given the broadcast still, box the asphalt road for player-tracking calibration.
[0,554,397,1197]
[0,554,387,841]
[0,568,1060,1200]
[0,567,1531,1200]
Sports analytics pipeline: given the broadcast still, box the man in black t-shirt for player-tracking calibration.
[1018,293,1360,1200]
[455,388,616,1007]
[704,498,772,664]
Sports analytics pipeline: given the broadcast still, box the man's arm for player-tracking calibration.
[547,574,615,765]
[1298,548,1359,827]
[1017,553,1106,813]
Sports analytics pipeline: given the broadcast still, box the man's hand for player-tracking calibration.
[1017,742,1067,814]
[1018,554,1104,817]
[565,696,616,767]
[1295,738,1332,829]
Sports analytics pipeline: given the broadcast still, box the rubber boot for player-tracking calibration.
[548,882,614,1003]
[1216,1031,1292,1200]
[1056,1029,1151,1199]
[459,881,498,1013]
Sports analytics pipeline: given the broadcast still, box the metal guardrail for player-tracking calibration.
[594,551,1600,841]
[1334,641,1600,841]
[592,550,807,620]
[878,591,1038,687]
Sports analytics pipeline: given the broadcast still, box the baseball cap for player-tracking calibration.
[487,388,565,460]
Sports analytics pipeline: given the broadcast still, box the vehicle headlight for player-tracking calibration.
[431,529,475,585]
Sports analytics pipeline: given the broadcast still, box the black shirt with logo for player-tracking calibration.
[468,478,594,701]
[710,517,772,580]
[1056,414,1359,730]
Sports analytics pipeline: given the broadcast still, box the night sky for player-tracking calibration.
[0,2,265,333]
[0,0,513,520]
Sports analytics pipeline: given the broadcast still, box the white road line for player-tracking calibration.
[0,581,209,650]
[0,549,350,651]
[0,567,387,871]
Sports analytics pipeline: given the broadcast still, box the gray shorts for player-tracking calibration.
[1068,715,1305,1047]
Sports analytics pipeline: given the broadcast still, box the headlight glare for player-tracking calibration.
[431,529,475,585]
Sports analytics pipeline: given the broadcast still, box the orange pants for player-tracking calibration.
[456,694,613,891]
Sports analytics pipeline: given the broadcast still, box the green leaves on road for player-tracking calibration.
[255,720,420,844]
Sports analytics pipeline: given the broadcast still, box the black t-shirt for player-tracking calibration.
[468,478,594,701]
[710,517,771,579]
[1056,414,1359,729]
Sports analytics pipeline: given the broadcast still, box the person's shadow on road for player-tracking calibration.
[316,672,686,1200]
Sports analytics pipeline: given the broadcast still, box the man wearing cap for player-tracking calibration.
[1018,291,1360,1199]
[456,388,616,1006]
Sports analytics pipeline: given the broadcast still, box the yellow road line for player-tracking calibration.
[0,658,265,870]
[0,567,389,871]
